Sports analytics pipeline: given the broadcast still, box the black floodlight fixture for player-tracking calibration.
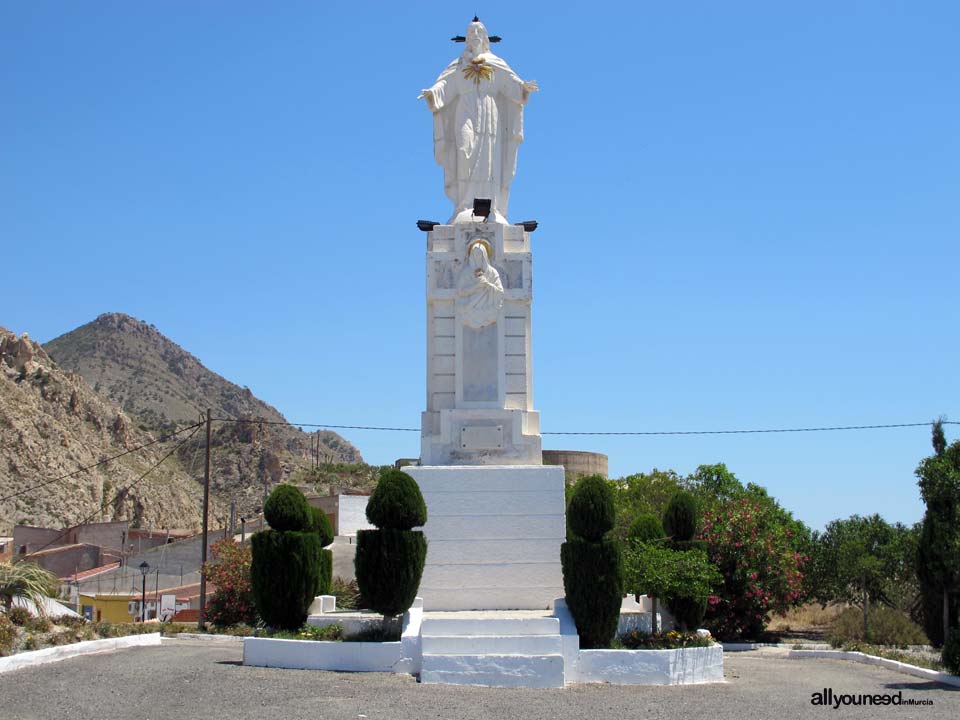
[138,561,150,576]
[516,220,538,232]
[472,198,492,220]
[417,220,440,232]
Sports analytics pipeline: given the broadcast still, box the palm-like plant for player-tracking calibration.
[0,562,59,615]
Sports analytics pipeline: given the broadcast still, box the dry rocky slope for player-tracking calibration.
[42,313,364,522]
[0,328,210,534]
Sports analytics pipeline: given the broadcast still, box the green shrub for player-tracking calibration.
[567,475,615,542]
[670,539,708,553]
[828,605,929,647]
[355,528,427,617]
[298,624,344,641]
[561,537,622,649]
[942,628,960,674]
[251,530,321,630]
[662,491,698,542]
[317,548,333,596]
[26,616,52,633]
[7,606,31,626]
[263,485,311,532]
[365,470,427,530]
[331,577,362,611]
[628,514,665,543]
[310,506,335,547]
[666,596,708,632]
[0,614,16,656]
[52,615,86,629]
[619,629,713,649]
[345,624,401,642]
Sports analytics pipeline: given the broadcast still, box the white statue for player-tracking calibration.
[420,18,538,224]
[457,241,504,328]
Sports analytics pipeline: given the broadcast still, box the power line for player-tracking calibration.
[0,420,205,503]
[19,424,203,559]
[214,417,956,436]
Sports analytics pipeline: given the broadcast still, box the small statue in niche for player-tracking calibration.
[457,241,503,328]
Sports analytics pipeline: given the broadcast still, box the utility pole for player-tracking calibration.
[198,409,212,630]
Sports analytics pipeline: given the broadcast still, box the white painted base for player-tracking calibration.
[421,653,565,688]
[243,637,403,672]
[0,633,162,675]
[404,465,566,611]
[574,645,725,685]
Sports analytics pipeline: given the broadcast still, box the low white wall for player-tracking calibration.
[338,496,373,537]
[787,650,960,688]
[396,600,424,675]
[243,637,402,672]
[0,633,162,674]
[574,645,724,685]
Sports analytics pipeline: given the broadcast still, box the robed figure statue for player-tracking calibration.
[421,19,538,224]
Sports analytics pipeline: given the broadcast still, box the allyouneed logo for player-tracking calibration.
[811,688,934,709]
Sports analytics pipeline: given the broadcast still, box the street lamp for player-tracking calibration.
[138,561,150,623]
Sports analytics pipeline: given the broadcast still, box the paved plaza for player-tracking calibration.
[0,642,956,720]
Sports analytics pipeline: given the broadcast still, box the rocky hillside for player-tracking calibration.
[43,313,363,515]
[0,328,217,534]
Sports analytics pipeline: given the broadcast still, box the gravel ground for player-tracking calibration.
[0,641,956,720]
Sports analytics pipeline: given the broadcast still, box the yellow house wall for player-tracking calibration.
[79,594,135,623]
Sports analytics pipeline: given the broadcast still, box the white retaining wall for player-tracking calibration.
[243,637,402,672]
[0,633,162,674]
[787,650,960,688]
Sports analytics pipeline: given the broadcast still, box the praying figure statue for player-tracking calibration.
[457,241,504,328]
[420,18,538,224]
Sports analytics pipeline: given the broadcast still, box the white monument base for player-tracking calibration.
[404,465,566,611]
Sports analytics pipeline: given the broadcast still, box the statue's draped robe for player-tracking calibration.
[428,52,527,220]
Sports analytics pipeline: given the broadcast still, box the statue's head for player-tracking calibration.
[464,19,490,57]
[468,241,491,269]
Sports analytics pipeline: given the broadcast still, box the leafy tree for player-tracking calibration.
[916,421,960,646]
[809,515,915,641]
[622,541,720,632]
[610,469,684,544]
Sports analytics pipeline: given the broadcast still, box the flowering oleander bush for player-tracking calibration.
[204,539,257,627]
[699,496,807,639]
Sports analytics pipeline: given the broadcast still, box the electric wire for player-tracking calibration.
[0,420,205,503]
[19,423,203,559]
[213,417,957,436]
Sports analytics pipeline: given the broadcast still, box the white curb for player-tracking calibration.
[0,633,162,674]
[787,649,960,688]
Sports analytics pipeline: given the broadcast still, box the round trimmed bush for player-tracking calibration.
[251,529,321,630]
[366,470,427,530]
[263,485,311,532]
[310,506,335,547]
[561,537,622,648]
[662,491,698,542]
[628,514,665,544]
[567,475,615,542]
[355,528,427,617]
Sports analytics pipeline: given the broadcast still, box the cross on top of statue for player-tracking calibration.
[420,17,538,224]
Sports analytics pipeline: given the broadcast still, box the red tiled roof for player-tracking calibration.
[62,562,121,582]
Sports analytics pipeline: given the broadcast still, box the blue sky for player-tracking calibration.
[3,2,957,531]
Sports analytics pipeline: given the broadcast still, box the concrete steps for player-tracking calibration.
[420,613,565,688]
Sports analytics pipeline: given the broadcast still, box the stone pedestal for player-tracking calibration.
[405,465,565,610]
[421,222,541,465]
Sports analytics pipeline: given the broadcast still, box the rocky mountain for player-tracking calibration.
[43,313,364,517]
[0,328,216,534]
